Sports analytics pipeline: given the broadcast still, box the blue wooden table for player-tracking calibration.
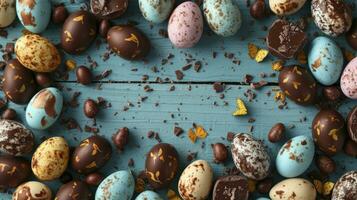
[0,0,356,199]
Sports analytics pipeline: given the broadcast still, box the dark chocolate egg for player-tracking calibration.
[2,59,37,104]
[90,0,128,19]
[347,106,357,143]
[278,65,317,105]
[213,176,249,200]
[312,109,346,155]
[71,135,112,174]
[0,155,31,189]
[145,143,179,189]
[61,11,97,54]
[346,19,357,50]
[55,181,92,200]
[107,25,150,60]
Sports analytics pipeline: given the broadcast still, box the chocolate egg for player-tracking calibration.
[347,106,357,143]
[0,155,31,189]
[139,0,174,24]
[90,0,128,19]
[55,181,92,200]
[311,0,352,37]
[0,0,16,28]
[346,19,357,50]
[270,178,316,200]
[2,59,37,104]
[341,57,357,99]
[278,65,317,105]
[312,109,346,155]
[16,0,51,33]
[145,143,179,189]
[0,119,34,156]
[332,171,357,200]
[71,135,112,174]
[107,25,150,60]
[13,181,52,200]
[61,10,97,54]
[212,176,249,200]
[269,0,307,16]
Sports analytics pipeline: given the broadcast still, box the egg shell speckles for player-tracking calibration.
[276,135,315,178]
[269,0,307,16]
[0,119,34,156]
[0,0,16,28]
[95,170,135,200]
[178,160,213,200]
[135,191,163,200]
[15,34,61,72]
[341,57,357,99]
[308,36,343,86]
[13,181,52,200]
[311,0,352,37]
[231,133,270,180]
[203,0,242,37]
[269,178,316,200]
[26,87,63,130]
[168,1,203,48]
[139,0,174,24]
[16,0,51,33]
[331,171,357,200]
[31,137,69,181]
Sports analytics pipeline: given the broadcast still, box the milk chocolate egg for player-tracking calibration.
[13,181,52,200]
[107,25,150,60]
[332,171,357,200]
[71,135,112,174]
[90,0,128,19]
[278,65,317,105]
[0,155,31,189]
[145,143,179,189]
[312,109,346,155]
[55,181,92,200]
[2,59,36,104]
[61,11,97,54]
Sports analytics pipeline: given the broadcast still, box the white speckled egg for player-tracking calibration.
[308,36,343,86]
[0,0,16,28]
[26,87,63,130]
[16,0,51,33]
[31,137,69,181]
[276,135,315,178]
[269,178,316,200]
[203,0,242,37]
[139,0,174,24]
[168,1,203,48]
[269,0,307,16]
[178,160,213,200]
[136,190,163,200]
[341,57,357,99]
[95,170,135,200]
[13,181,52,200]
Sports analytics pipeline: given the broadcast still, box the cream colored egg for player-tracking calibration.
[269,0,307,16]
[13,181,52,200]
[269,178,316,200]
[31,137,69,181]
[0,0,16,28]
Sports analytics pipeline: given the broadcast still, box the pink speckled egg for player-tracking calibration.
[168,2,203,48]
[341,57,357,99]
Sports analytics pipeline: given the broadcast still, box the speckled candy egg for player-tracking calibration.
[95,170,135,200]
[13,181,52,200]
[269,178,316,200]
[31,137,69,181]
[269,0,307,16]
[145,143,179,189]
[55,181,92,200]
[341,57,357,99]
[168,1,203,48]
[16,0,51,33]
[71,135,112,174]
[139,0,174,24]
[312,109,346,155]
[0,155,31,189]
[0,120,34,156]
[278,65,317,105]
[135,191,162,200]
[331,171,357,200]
[203,0,241,37]
[26,87,63,130]
[276,135,315,177]
[15,34,61,72]
[178,160,213,200]
[0,0,16,28]
[308,36,343,86]
[311,0,352,37]
[231,133,270,180]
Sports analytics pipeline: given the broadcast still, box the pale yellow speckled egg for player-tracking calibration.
[31,137,69,181]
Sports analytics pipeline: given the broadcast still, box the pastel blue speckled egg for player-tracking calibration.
[308,36,343,86]
[16,0,51,33]
[95,170,135,200]
[276,135,315,178]
[256,198,270,200]
[139,0,175,24]
[135,190,163,200]
[203,0,242,37]
[26,87,63,130]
